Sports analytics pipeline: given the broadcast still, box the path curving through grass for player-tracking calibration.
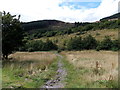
[42,53,67,88]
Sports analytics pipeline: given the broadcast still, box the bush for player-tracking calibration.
[24,39,58,51]
[25,40,44,51]
[28,47,34,52]
[57,49,62,53]
[42,39,58,51]
[96,46,100,51]
[112,39,120,51]
[99,36,113,50]
[67,36,83,50]
[82,35,97,50]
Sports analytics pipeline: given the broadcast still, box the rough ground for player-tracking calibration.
[42,54,67,88]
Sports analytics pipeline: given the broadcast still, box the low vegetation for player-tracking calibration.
[61,50,118,88]
[2,52,58,88]
[35,29,118,50]
[19,39,58,52]
[21,34,119,52]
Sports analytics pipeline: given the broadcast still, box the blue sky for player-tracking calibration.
[59,2,101,9]
[0,0,119,22]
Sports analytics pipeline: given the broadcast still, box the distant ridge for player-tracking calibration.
[22,20,64,30]
[22,13,119,37]
[100,12,120,21]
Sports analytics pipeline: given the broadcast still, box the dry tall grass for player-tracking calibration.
[7,52,57,74]
[3,52,57,88]
[9,52,56,61]
[62,50,118,85]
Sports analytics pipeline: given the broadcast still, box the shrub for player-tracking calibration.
[67,36,83,50]
[24,39,58,51]
[42,39,58,51]
[82,35,97,49]
[28,47,34,52]
[112,39,120,51]
[99,36,113,50]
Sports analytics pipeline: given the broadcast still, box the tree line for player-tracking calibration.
[19,39,57,52]
[67,35,120,51]
[18,35,120,52]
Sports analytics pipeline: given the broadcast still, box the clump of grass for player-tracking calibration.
[93,79,118,88]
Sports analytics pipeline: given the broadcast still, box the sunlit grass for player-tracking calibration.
[61,50,118,88]
[2,52,58,88]
[35,29,118,48]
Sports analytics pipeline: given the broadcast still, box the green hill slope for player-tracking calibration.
[22,13,119,40]
[100,12,120,21]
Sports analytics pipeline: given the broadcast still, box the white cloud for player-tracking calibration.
[0,0,119,22]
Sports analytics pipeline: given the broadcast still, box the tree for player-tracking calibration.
[67,36,83,50]
[111,39,120,51]
[43,39,58,51]
[82,35,97,49]
[24,39,58,52]
[25,40,44,52]
[2,11,24,59]
[99,36,113,50]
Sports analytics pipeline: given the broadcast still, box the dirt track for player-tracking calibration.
[42,54,67,88]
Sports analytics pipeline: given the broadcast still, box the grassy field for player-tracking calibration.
[61,50,118,88]
[2,52,58,88]
[2,50,118,88]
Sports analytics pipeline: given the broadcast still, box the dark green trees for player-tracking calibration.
[67,35,119,51]
[99,36,113,50]
[25,40,44,52]
[23,39,58,52]
[67,36,83,50]
[43,39,58,51]
[2,12,24,59]
[97,36,120,51]
[83,35,97,49]
[112,39,120,51]
[67,35,97,50]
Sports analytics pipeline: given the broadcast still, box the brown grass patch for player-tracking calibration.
[81,29,118,41]
[9,52,56,61]
[3,52,58,88]
[62,50,118,84]
[7,52,57,72]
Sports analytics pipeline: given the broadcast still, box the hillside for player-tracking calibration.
[35,29,118,49]
[100,12,120,21]
[22,20,74,39]
[22,13,119,40]
[22,20,74,33]
[22,20,74,31]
